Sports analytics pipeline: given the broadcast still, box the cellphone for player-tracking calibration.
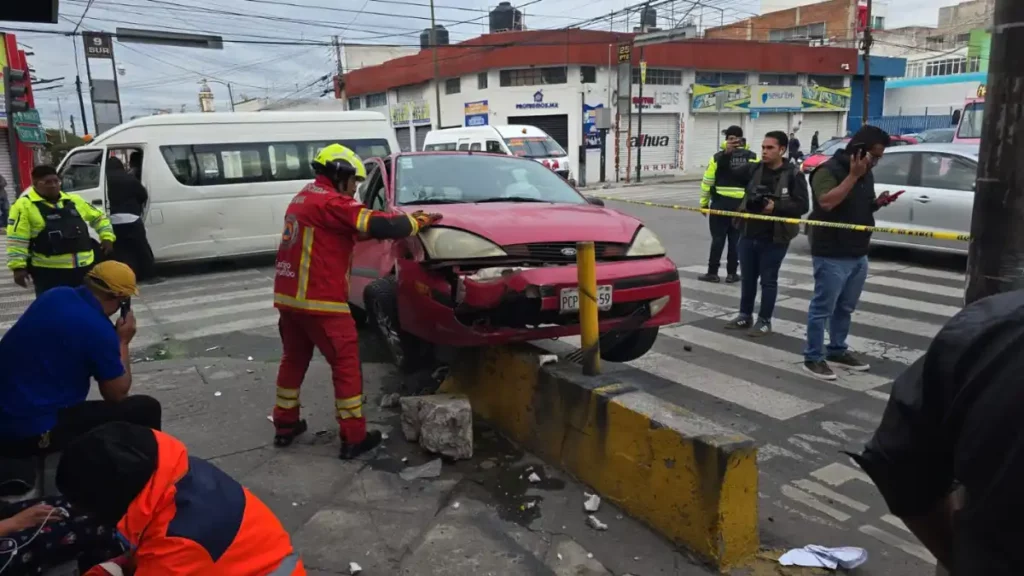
[890,190,906,200]
[120,298,131,320]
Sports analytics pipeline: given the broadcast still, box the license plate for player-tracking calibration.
[559,286,613,313]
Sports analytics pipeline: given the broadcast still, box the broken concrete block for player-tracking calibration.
[380,392,401,408]
[400,394,474,459]
[586,515,608,531]
[583,493,601,512]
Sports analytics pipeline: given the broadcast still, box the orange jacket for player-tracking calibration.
[87,430,305,575]
[273,175,422,315]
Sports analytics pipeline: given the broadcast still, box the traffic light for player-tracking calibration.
[4,68,30,114]
[7,1,59,24]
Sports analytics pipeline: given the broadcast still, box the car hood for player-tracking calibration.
[405,202,641,245]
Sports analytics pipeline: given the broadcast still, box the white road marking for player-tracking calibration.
[757,443,805,463]
[865,389,891,402]
[810,462,872,487]
[865,275,963,299]
[893,266,965,282]
[790,281,962,317]
[859,525,937,564]
[820,421,872,442]
[781,484,851,522]
[881,514,912,533]
[792,479,870,512]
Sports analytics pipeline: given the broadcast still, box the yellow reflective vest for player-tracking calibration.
[6,188,116,271]
[700,143,759,208]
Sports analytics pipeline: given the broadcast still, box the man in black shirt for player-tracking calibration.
[105,157,155,281]
[851,289,1024,575]
[717,131,809,336]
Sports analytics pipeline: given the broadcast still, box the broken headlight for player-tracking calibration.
[626,226,666,257]
[419,228,508,260]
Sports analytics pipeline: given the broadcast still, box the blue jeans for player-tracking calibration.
[736,236,789,321]
[803,256,869,362]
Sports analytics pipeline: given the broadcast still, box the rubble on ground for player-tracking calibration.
[400,394,474,459]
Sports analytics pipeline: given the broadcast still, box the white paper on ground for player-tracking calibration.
[778,545,868,570]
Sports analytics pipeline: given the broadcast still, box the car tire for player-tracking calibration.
[364,276,430,373]
[599,327,659,363]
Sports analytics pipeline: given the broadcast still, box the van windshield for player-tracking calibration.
[503,136,566,158]
[957,101,984,140]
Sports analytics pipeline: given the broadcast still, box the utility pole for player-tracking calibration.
[429,0,443,129]
[57,96,66,143]
[70,115,76,136]
[861,0,873,126]
[965,0,1024,304]
[75,75,89,135]
[333,35,344,108]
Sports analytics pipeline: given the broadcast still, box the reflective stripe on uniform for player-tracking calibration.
[336,395,363,420]
[297,226,314,300]
[713,186,746,199]
[276,387,300,410]
[273,293,351,314]
[407,214,420,235]
[356,209,371,233]
[268,553,301,576]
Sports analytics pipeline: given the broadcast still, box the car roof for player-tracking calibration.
[884,142,979,157]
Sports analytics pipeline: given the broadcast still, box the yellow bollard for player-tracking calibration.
[576,241,601,375]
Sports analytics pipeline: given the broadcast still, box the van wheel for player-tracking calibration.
[364,277,430,373]
[600,327,659,363]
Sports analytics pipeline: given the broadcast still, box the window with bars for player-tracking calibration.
[477,72,488,89]
[924,57,969,77]
[365,92,387,107]
[807,75,845,88]
[347,97,362,110]
[695,71,747,85]
[767,22,826,42]
[499,67,568,86]
[445,78,461,95]
[631,67,682,85]
[580,66,597,84]
[759,73,798,86]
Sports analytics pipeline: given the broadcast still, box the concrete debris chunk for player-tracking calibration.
[583,493,601,512]
[399,458,442,481]
[400,394,474,459]
[586,515,608,531]
[349,561,362,574]
[527,472,541,483]
[379,392,401,408]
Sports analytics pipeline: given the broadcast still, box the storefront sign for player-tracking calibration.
[617,43,631,63]
[632,91,680,111]
[690,84,751,113]
[629,134,671,148]
[583,103,603,149]
[801,85,852,111]
[464,100,488,126]
[977,84,987,98]
[515,90,558,110]
[750,85,802,111]
[391,100,431,127]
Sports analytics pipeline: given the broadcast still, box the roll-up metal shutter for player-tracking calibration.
[506,114,569,150]
[414,125,430,152]
[616,113,680,179]
[752,113,792,143]
[686,113,744,172]
[0,130,15,204]
[395,127,412,152]
[798,113,843,151]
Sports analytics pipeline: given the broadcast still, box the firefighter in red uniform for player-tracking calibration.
[272,144,441,459]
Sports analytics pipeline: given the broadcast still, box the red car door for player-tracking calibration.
[350,158,396,309]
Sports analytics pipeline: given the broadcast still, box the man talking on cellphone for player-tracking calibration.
[802,125,900,381]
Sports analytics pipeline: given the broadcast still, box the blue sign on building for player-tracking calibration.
[464,100,489,126]
[582,103,603,149]
[516,90,558,110]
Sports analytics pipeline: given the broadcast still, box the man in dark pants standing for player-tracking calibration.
[718,131,809,336]
[698,126,757,284]
[106,157,155,281]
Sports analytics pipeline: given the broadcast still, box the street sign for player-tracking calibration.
[12,109,47,144]
[617,43,631,63]
[640,61,647,84]
[82,32,115,59]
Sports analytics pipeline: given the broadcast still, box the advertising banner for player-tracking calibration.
[750,85,802,111]
[464,100,488,126]
[801,85,852,111]
[690,84,750,113]
[391,100,431,127]
[583,103,603,149]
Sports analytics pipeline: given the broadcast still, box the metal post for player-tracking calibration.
[109,45,124,125]
[3,67,22,192]
[861,0,873,126]
[429,0,443,129]
[227,82,236,112]
[57,97,66,143]
[965,0,1024,303]
[600,129,607,182]
[576,241,600,376]
[635,45,644,183]
[75,75,89,135]
[83,54,95,134]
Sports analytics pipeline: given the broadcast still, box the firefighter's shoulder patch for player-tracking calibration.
[280,214,299,249]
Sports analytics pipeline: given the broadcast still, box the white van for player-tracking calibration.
[421,125,574,183]
[56,111,398,264]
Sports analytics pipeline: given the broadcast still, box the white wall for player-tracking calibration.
[883,81,981,116]
[343,45,419,72]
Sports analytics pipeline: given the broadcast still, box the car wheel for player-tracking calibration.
[600,327,659,363]
[364,276,429,373]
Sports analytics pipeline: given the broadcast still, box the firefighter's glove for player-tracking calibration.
[411,211,443,228]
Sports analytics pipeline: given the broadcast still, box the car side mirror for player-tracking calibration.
[586,196,605,207]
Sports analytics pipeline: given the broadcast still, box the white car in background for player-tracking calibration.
[422,125,574,183]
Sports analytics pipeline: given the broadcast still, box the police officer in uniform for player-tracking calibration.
[698,126,758,283]
[7,165,116,296]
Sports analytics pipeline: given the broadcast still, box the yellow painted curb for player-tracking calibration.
[439,344,759,571]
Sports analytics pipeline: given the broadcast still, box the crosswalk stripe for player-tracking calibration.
[863,275,963,299]
[146,287,272,311]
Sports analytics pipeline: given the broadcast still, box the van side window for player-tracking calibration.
[470,142,482,151]
[159,138,392,186]
[457,143,470,151]
[485,141,503,154]
[59,150,105,192]
[425,143,456,151]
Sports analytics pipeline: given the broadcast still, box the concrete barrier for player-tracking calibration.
[438,343,760,571]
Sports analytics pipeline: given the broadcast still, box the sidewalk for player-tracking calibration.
[578,172,702,191]
[127,353,719,575]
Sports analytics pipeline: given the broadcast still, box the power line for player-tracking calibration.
[72,0,97,32]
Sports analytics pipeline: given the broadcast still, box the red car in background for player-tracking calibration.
[799,135,918,174]
[346,152,681,372]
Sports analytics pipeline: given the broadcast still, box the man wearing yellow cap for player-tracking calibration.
[0,261,162,459]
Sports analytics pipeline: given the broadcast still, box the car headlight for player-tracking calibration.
[419,227,508,259]
[626,226,666,257]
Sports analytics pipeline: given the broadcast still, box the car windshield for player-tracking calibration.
[817,138,846,156]
[395,154,587,206]
[502,136,566,158]
[957,102,984,139]
[920,129,955,143]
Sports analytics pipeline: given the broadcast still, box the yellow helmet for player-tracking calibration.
[312,144,367,181]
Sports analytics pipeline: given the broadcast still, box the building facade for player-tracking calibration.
[341,29,857,182]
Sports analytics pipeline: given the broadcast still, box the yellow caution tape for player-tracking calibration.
[596,196,972,242]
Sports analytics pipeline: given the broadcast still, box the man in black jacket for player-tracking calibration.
[105,157,155,281]
[802,125,898,380]
[718,131,809,337]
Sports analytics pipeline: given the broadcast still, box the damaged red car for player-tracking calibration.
[346,152,681,372]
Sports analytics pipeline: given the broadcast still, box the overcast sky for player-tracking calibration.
[7,0,948,131]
